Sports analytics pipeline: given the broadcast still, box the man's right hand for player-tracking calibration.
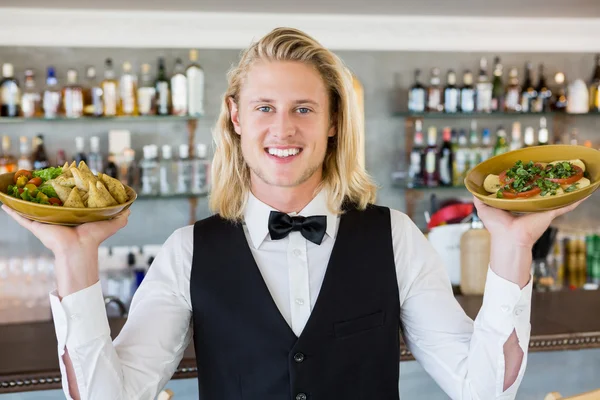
[2,205,130,298]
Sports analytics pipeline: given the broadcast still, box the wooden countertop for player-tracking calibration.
[1,290,600,394]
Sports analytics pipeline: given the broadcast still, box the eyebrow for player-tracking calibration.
[249,98,321,107]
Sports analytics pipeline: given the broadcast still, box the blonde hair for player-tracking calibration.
[209,27,377,221]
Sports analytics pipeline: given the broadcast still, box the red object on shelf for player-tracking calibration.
[427,203,474,230]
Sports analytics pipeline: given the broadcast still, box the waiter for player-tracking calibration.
[3,28,586,400]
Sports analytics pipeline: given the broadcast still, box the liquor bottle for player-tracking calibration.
[443,70,460,113]
[538,117,549,145]
[0,63,21,117]
[119,62,138,116]
[105,154,119,179]
[120,148,138,189]
[450,128,459,180]
[534,64,552,112]
[137,64,156,116]
[171,58,188,116]
[407,120,425,188]
[83,66,104,117]
[438,127,454,186]
[176,144,193,193]
[480,128,493,162]
[32,134,49,170]
[567,79,589,114]
[510,122,522,151]
[589,54,600,112]
[20,69,41,118]
[88,136,104,175]
[523,127,535,147]
[468,120,481,171]
[101,58,119,117]
[56,149,67,167]
[187,50,205,116]
[427,68,443,112]
[476,57,493,113]
[0,136,17,174]
[408,69,427,113]
[191,143,210,194]
[460,70,476,113]
[504,67,521,112]
[423,126,439,187]
[155,58,171,116]
[552,72,568,112]
[17,136,33,171]
[42,67,61,119]
[520,62,537,113]
[62,69,84,118]
[74,136,87,165]
[159,145,176,195]
[491,57,504,112]
[455,129,469,186]
[139,145,160,196]
[493,126,509,156]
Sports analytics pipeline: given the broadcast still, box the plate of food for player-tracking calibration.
[465,145,600,212]
[0,161,136,225]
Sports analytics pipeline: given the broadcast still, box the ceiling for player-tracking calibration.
[1,0,599,18]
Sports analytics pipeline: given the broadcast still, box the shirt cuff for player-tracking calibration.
[478,266,533,347]
[49,281,111,350]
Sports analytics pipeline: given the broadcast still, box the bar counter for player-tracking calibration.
[1,289,599,394]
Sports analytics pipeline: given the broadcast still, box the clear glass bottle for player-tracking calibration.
[191,143,210,194]
[176,144,193,194]
[62,69,84,118]
[407,120,424,188]
[460,207,491,295]
[423,126,439,187]
[171,58,188,116]
[17,136,33,171]
[139,145,160,196]
[137,64,156,116]
[480,128,493,162]
[187,49,205,116]
[42,67,61,119]
[101,58,119,117]
[88,136,104,175]
[119,62,138,116]
[20,69,41,118]
[538,117,549,145]
[468,120,481,172]
[83,66,104,117]
[510,121,522,151]
[443,70,460,114]
[159,145,177,196]
[408,69,426,113]
[0,136,17,174]
[427,68,443,112]
[460,70,476,113]
[523,127,535,147]
[476,58,493,113]
[0,63,21,117]
[454,129,469,186]
[74,136,87,165]
[491,56,504,112]
[493,125,509,156]
[504,67,521,112]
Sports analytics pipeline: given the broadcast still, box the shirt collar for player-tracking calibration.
[243,189,339,249]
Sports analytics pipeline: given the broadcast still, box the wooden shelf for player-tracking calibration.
[1,289,599,393]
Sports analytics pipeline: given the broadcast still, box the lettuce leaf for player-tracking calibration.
[7,184,20,198]
[38,184,58,199]
[32,167,63,182]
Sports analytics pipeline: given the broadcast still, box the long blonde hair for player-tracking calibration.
[209,27,377,221]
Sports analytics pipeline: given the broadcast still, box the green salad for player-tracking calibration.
[6,167,64,206]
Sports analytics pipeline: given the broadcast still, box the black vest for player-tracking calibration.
[190,204,400,400]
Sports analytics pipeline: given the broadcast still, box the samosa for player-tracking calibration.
[64,187,85,208]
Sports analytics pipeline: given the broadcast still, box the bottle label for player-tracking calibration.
[43,91,60,118]
[120,76,136,115]
[425,151,436,174]
[64,89,84,118]
[1,81,21,107]
[427,90,441,111]
[439,150,451,184]
[103,82,117,116]
[409,89,425,113]
[444,89,459,113]
[21,93,40,117]
[157,82,170,115]
[460,89,475,112]
[187,67,205,116]
[138,87,156,115]
[505,89,520,111]
[171,75,188,116]
[476,84,492,112]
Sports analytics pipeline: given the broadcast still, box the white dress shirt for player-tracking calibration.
[49,190,533,400]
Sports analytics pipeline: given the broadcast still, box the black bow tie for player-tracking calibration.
[268,211,327,245]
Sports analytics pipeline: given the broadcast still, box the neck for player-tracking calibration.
[250,171,323,214]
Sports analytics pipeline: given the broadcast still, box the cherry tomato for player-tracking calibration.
[48,198,63,206]
[18,188,24,194]
[13,170,33,184]
[547,165,583,185]
[27,177,43,186]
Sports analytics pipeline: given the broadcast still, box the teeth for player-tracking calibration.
[267,148,300,158]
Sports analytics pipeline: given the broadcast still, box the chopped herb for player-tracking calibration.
[496,191,504,198]
[565,183,579,192]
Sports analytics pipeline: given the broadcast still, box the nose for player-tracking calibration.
[270,111,296,138]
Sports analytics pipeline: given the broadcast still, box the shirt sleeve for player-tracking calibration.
[391,210,532,400]
[49,226,194,400]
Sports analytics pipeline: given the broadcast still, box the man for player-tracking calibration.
[2,27,585,400]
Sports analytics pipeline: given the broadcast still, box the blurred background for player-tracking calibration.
[0,1,599,399]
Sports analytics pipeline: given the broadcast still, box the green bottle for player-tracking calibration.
[493,125,509,156]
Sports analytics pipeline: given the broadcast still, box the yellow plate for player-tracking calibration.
[0,172,137,226]
[465,145,600,212]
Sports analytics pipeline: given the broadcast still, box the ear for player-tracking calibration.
[228,96,242,136]
[328,114,337,138]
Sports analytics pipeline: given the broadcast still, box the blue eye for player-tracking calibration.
[297,107,311,114]
[258,106,272,112]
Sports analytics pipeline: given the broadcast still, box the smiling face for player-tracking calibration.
[229,61,336,192]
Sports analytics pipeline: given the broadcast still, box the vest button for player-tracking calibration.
[293,352,305,363]
[296,393,307,400]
